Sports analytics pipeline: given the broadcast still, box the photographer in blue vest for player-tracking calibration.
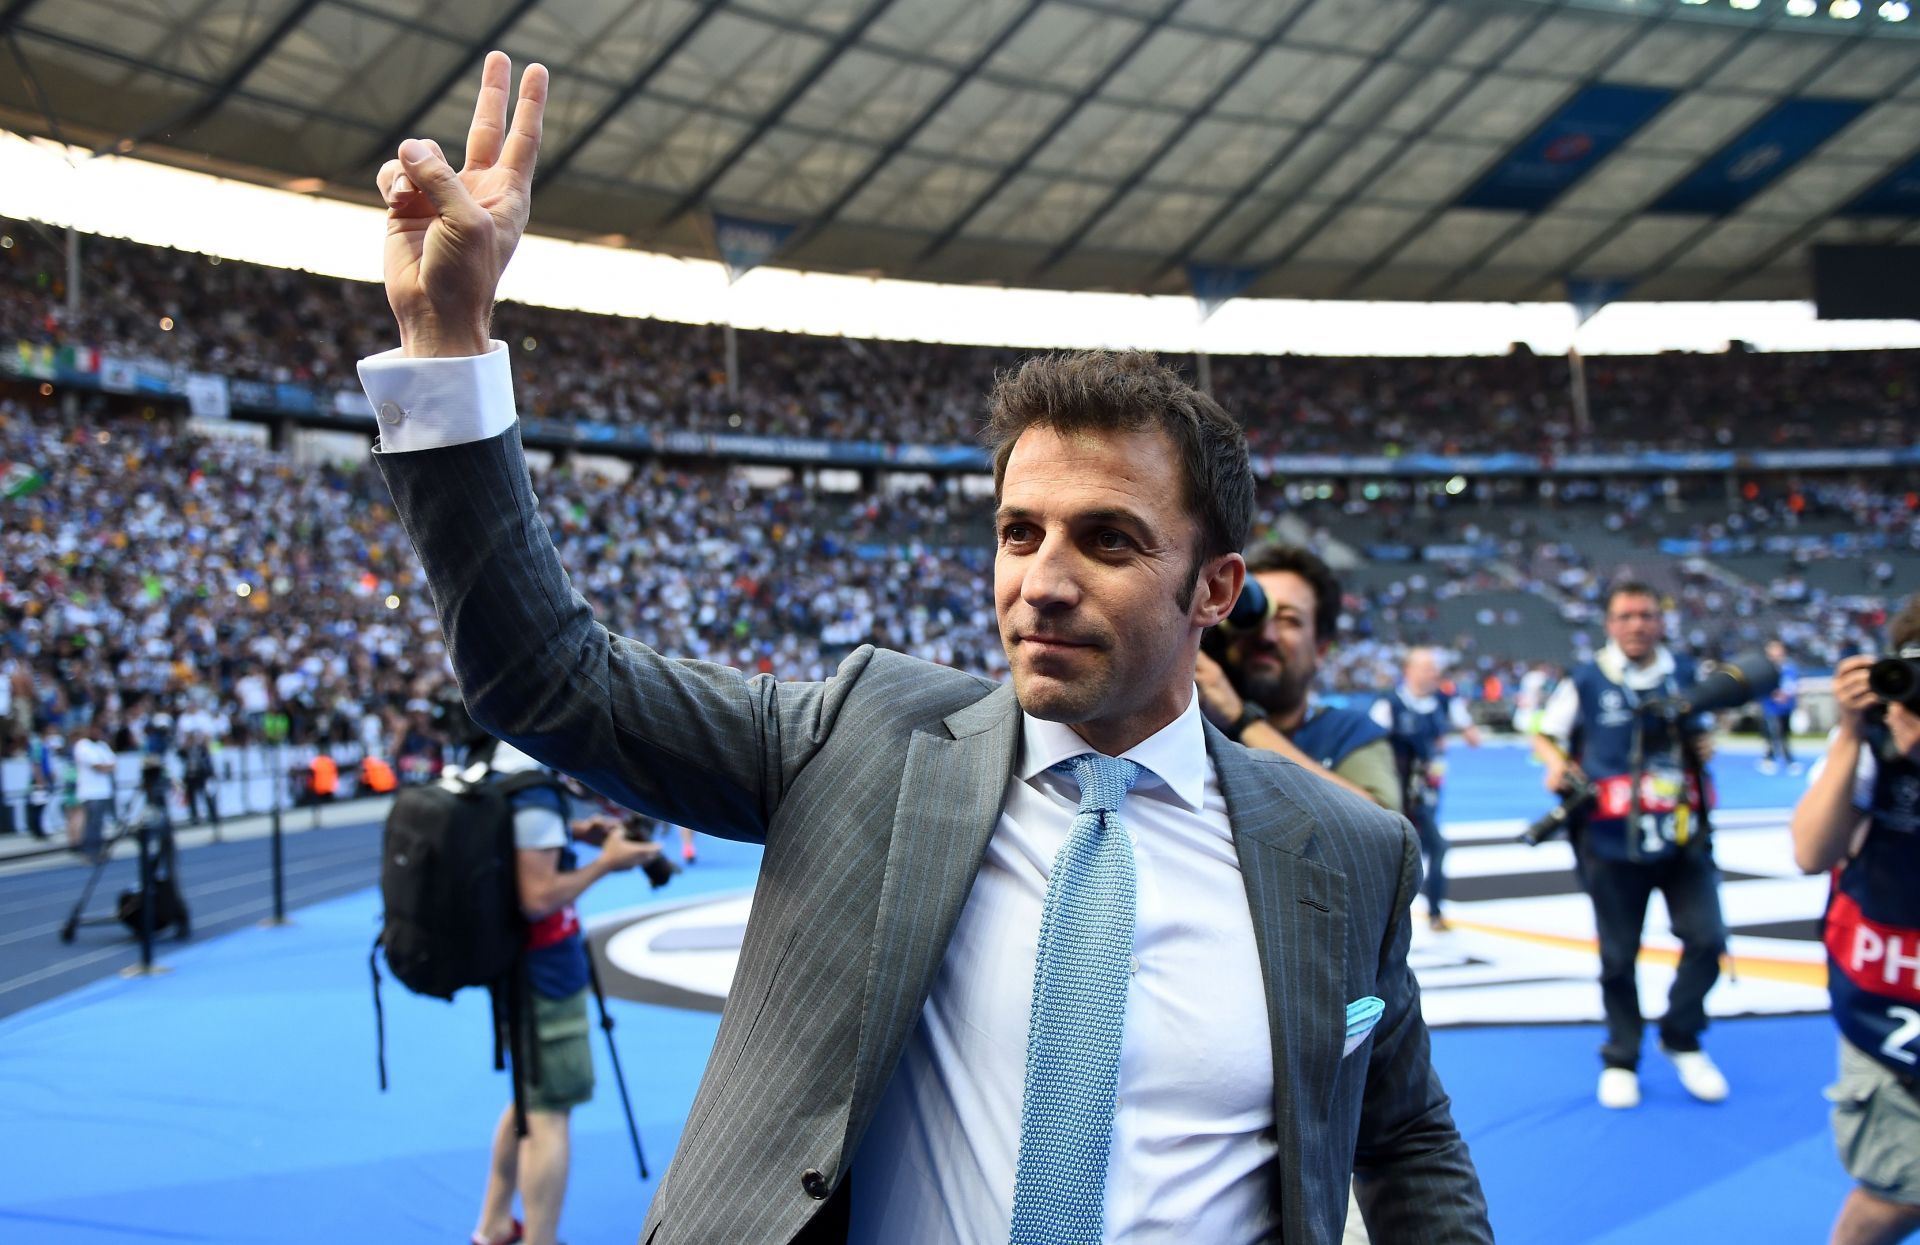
[1371,649,1483,932]
[1791,596,1920,1245]
[1532,581,1728,1111]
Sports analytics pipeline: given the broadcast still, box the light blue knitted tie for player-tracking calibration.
[1009,752,1142,1245]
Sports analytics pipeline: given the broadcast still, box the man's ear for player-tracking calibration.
[1193,552,1245,628]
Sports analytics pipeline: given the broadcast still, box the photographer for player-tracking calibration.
[72,722,117,863]
[1791,598,1920,1245]
[1195,543,1402,814]
[1372,648,1483,932]
[1531,581,1729,1110]
[1761,638,1802,776]
[472,741,661,1245]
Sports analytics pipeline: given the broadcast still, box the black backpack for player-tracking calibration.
[367,765,650,1174]
[376,769,552,999]
[369,767,558,1130]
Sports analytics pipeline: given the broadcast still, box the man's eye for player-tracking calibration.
[1095,530,1131,551]
[1000,524,1031,543]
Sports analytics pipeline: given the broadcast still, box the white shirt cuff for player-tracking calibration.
[358,340,518,452]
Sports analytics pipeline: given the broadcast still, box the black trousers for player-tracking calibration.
[183,777,219,828]
[1577,840,1727,1070]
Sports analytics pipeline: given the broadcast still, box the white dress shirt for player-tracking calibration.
[358,342,519,452]
[357,346,1279,1242]
[848,695,1276,1245]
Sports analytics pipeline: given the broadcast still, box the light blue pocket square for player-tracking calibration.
[1344,996,1385,1057]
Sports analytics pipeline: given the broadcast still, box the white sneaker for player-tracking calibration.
[1597,1067,1641,1109]
[1664,1047,1730,1103]
[1756,759,1778,775]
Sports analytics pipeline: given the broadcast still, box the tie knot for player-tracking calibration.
[1055,753,1142,814]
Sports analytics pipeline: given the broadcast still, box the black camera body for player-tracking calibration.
[1201,576,1271,664]
[137,755,172,805]
[622,815,683,889]
[1869,654,1920,713]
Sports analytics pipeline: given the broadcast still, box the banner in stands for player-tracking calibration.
[1658,529,1905,558]
[1456,83,1674,212]
[711,211,796,283]
[1650,97,1870,216]
[16,340,1920,479]
[184,373,230,419]
[1841,151,1920,218]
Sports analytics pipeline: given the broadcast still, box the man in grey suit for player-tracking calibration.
[364,52,1490,1245]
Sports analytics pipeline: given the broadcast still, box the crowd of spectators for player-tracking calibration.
[0,397,1006,782]
[1284,476,1918,696]
[4,215,1918,775]
[3,216,1916,455]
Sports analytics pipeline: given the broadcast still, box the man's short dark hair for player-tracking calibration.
[1245,542,1341,645]
[1892,594,1920,651]
[1603,580,1660,614]
[985,351,1255,599]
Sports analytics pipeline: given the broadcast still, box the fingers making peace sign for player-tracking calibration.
[377,51,547,358]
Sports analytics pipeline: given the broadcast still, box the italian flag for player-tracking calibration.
[2,462,46,499]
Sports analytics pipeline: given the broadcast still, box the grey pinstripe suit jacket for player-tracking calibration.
[377,429,1491,1245]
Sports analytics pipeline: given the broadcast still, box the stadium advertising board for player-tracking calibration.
[1457,83,1675,212]
[1651,97,1871,216]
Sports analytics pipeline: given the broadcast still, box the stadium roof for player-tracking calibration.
[2,0,1918,304]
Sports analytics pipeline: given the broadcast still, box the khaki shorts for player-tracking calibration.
[1828,1038,1920,1206]
[523,988,595,1114]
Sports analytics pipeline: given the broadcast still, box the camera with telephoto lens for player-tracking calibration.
[1519,651,1780,846]
[622,814,682,889]
[1868,653,1920,713]
[138,754,171,803]
[1520,772,1597,845]
[1200,576,1272,663]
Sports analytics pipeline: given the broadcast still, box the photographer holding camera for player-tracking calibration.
[1791,597,1920,1245]
[1372,648,1483,932]
[1194,543,1402,814]
[1531,581,1729,1110]
[472,740,663,1245]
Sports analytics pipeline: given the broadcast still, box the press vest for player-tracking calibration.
[1825,724,1920,1078]
[1290,703,1389,771]
[1568,657,1709,862]
[1384,687,1452,814]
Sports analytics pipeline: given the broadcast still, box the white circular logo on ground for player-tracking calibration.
[589,808,1830,1027]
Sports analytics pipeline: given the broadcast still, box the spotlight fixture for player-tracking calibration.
[1785,0,1817,14]
[1831,0,1862,16]
[1880,0,1909,18]
[1729,0,1760,8]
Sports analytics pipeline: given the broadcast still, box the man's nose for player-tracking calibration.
[1020,533,1081,609]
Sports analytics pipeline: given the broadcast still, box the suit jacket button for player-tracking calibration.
[801,1168,830,1199]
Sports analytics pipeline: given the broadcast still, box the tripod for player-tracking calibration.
[58,786,190,962]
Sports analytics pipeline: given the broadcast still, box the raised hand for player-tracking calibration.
[377,50,547,357]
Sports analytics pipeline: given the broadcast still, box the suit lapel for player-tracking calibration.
[1209,729,1348,1174]
[843,683,1021,1157]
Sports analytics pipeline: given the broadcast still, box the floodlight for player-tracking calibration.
[1880,0,1909,18]
[1830,0,1862,15]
